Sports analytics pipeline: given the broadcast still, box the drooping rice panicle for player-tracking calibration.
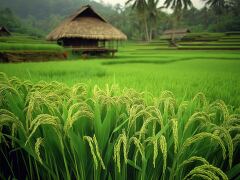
[35,137,44,164]
[159,135,167,177]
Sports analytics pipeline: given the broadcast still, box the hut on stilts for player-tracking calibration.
[47,5,127,57]
[161,29,191,46]
[0,26,11,37]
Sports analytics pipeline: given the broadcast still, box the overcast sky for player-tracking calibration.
[96,0,205,9]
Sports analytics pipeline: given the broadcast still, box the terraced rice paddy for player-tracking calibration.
[0,34,63,51]
[0,32,240,179]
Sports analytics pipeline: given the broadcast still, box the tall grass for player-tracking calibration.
[0,73,240,179]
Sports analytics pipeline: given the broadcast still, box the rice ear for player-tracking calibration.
[114,130,128,173]
[181,132,227,160]
[35,137,44,164]
[159,135,167,177]
[184,164,228,180]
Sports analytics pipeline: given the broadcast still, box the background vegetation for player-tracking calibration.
[0,0,239,39]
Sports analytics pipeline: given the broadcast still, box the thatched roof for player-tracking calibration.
[47,5,127,41]
[161,28,190,40]
[163,28,191,35]
[0,26,11,36]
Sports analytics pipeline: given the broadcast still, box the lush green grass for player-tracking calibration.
[0,43,240,107]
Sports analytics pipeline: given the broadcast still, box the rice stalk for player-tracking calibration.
[35,137,44,164]
[152,137,158,168]
[179,156,209,169]
[93,135,106,170]
[212,126,233,168]
[180,132,227,160]
[145,106,164,130]
[64,102,94,133]
[113,130,128,173]
[138,117,155,140]
[83,136,99,170]
[184,112,210,132]
[159,135,167,177]
[183,164,228,180]
[145,136,158,168]
[192,92,207,107]
[25,114,61,145]
[177,101,189,116]
[210,100,230,121]
[129,136,145,164]
[0,72,8,82]
[171,118,178,154]
[0,109,23,128]
[191,174,213,180]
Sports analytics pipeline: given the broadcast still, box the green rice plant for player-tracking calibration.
[0,73,240,180]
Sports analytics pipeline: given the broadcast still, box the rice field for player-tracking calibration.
[0,35,63,51]
[0,33,240,179]
[1,72,240,179]
[1,46,240,106]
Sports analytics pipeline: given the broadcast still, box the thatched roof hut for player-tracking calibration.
[161,28,191,39]
[47,5,127,45]
[0,26,11,37]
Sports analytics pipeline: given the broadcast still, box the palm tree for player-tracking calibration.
[126,0,150,41]
[147,0,160,41]
[203,0,226,15]
[203,0,227,25]
[164,0,193,21]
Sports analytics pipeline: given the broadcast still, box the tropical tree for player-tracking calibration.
[126,0,149,41]
[229,0,240,15]
[203,0,226,15]
[126,0,161,41]
[164,0,193,22]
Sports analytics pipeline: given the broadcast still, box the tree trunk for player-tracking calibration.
[149,28,152,41]
[144,17,150,41]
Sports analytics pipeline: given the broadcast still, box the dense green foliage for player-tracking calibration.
[0,8,45,37]
[0,73,240,179]
[0,0,116,37]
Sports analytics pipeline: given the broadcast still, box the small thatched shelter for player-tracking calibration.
[47,5,127,56]
[0,26,11,37]
[161,28,191,40]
